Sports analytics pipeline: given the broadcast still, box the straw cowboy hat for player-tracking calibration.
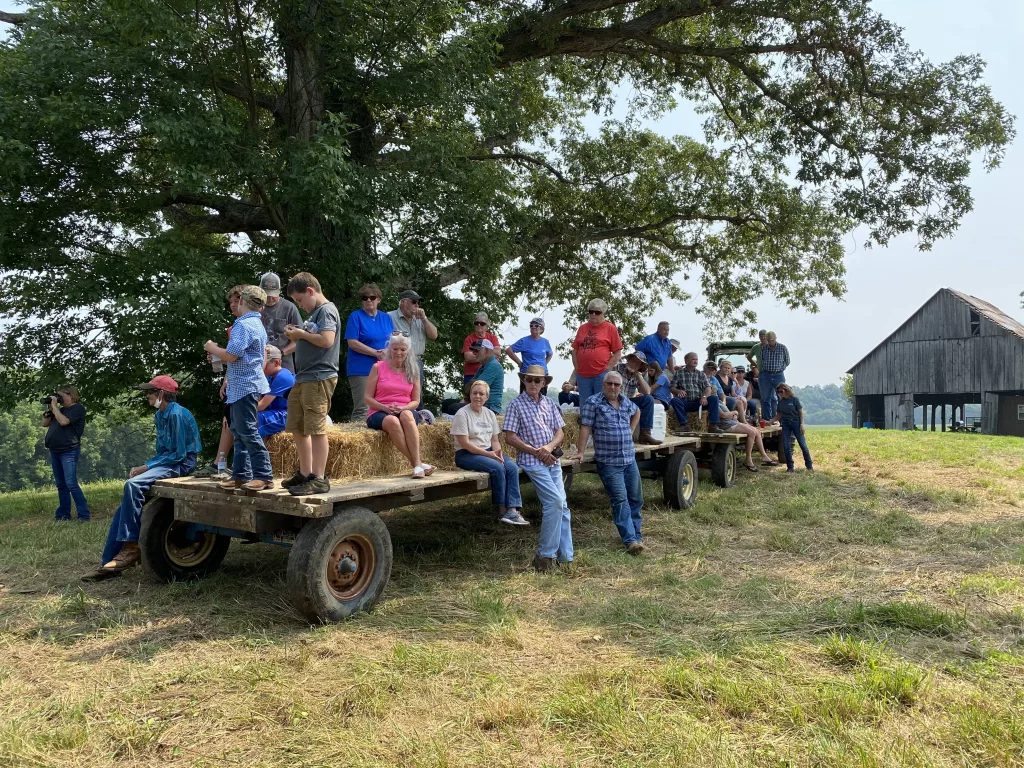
[517,364,553,385]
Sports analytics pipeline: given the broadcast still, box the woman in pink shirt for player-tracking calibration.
[364,334,434,478]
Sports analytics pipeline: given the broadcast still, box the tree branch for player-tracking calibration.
[466,152,568,182]
[213,77,280,115]
[0,10,28,24]
[158,190,275,233]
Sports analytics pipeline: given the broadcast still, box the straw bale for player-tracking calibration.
[665,408,708,433]
[266,410,581,481]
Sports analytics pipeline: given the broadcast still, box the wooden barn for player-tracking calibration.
[847,289,1024,435]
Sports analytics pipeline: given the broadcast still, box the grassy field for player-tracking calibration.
[1,428,1023,767]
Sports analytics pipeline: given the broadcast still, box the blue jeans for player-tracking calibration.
[670,395,720,425]
[101,455,196,563]
[781,420,813,469]
[229,394,273,482]
[747,399,760,421]
[759,372,785,420]
[631,394,655,430]
[455,450,523,510]
[523,464,573,562]
[596,460,644,546]
[577,372,607,406]
[558,392,580,407]
[50,447,89,520]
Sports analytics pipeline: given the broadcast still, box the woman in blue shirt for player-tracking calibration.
[344,283,394,422]
[646,362,672,408]
[506,317,553,394]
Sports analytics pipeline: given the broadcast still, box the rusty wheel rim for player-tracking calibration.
[326,533,375,601]
[164,522,216,567]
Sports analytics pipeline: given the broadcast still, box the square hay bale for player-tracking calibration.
[665,407,708,434]
[267,410,581,481]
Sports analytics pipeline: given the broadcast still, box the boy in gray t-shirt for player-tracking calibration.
[282,272,341,496]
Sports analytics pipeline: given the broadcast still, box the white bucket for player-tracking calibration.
[651,406,667,441]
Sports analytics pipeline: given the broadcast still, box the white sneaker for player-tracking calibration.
[500,509,530,526]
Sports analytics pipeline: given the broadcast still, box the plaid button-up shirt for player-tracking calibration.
[613,361,644,399]
[225,312,270,404]
[580,393,638,466]
[670,367,712,401]
[503,393,565,468]
[760,342,790,373]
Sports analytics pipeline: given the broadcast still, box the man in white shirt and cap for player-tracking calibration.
[388,289,438,406]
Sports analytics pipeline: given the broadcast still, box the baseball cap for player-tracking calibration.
[259,272,282,297]
[529,317,545,329]
[470,339,495,350]
[734,365,746,373]
[138,375,179,393]
[626,349,647,363]
[240,285,267,308]
[703,360,717,369]
[398,289,423,302]
[265,344,283,360]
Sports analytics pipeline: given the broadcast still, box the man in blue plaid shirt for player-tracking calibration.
[758,331,790,420]
[669,351,726,433]
[204,285,274,491]
[572,371,646,555]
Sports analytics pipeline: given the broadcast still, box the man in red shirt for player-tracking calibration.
[570,298,623,405]
[462,311,501,388]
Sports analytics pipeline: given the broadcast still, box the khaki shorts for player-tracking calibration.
[286,377,338,435]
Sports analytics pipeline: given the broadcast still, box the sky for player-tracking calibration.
[3,0,1021,394]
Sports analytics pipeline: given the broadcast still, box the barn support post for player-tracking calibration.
[941,404,946,432]
[930,404,937,431]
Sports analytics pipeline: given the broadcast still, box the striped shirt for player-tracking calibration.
[760,342,790,373]
[225,312,270,404]
[670,368,712,401]
[580,393,638,466]
[503,393,564,468]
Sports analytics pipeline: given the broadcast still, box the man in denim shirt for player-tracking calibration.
[571,371,646,555]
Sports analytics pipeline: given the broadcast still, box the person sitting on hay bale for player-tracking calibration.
[364,333,435,478]
[670,352,726,434]
[469,338,504,413]
[452,380,528,526]
[647,361,672,409]
[82,376,201,580]
[257,345,294,439]
[503,366,572,573]
[558,375,580,407]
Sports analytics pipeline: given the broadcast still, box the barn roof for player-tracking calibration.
[847,288,1024,373]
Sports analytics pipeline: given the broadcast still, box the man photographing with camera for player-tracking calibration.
[42,385,89,522]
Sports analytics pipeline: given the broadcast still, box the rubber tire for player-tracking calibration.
[139,498,231,582]
[710,443,737,488]
[287,506,393,623]
[663,450,699,509]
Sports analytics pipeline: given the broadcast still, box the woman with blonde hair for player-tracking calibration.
[364,333,434,478]
[769,382,813,472]
[452,380,527,525]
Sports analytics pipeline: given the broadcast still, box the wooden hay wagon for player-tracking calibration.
[137,435,700,623]
[670,424,782,488]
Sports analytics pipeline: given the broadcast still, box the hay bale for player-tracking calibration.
[267,410,581,481]
[665,407,708,433]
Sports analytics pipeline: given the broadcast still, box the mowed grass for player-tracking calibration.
[1,429,1023,767]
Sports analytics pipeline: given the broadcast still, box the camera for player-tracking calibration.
[40,392,60,407]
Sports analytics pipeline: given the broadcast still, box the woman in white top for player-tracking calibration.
[451,381,528,526]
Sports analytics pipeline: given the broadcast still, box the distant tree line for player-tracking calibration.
[0,400,154,492]
[792,384,852,425]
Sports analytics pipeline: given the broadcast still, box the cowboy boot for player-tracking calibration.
[638,429,662,445]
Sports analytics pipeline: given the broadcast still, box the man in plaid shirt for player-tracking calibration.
[758,331,790,420]
[669,351,725,433]
[204,285,275,491]
[572,371,646,554]
[503,366,573,572]
[613,349,661,445]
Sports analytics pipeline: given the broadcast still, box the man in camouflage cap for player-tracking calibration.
[204,284,275,491]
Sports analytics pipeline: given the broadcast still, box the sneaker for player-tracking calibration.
[242,479,275,491]
[193,464,219,478]
[533,555,557,573]
[500,509,530,526]
[281,471,309,489]
[288,475,331,496]
[626,541,645,556]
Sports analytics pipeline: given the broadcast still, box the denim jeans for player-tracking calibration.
[522,464,573,562]
[100,455,196,563]
[670,395,720,425]
[455,450,523,510]
[780,420,813,470]
[747,398,760,421]
[596,460,644,546]
[759,372,785,420]
[50,446,89,520]
[577,372,607,406]
[229,394,273,482]
[558,392,580,407]
[631,394,655,430]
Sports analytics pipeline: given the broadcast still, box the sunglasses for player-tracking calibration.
[529,323,543,328]
[604,381,622,387]
[391,331,410,337]
[360,295,380,301]
[588,310,603,316]
[524,376,546,384]
[408,299,420,305]
[474,321,488,326]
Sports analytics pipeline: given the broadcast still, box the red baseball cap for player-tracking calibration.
[138,375,179,393]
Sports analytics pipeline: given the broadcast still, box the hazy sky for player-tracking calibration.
[3,0,1020,392]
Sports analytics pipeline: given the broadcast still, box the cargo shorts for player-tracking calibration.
[285,377,338,435]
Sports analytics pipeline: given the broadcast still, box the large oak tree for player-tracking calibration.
[0,0,1013,415]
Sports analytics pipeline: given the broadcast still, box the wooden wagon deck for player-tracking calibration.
[670,424,781,443]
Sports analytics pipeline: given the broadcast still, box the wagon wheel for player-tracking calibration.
[287,506,393,622]
[663,450,698,509]
[710,443,737,488]
[139,498,231,582]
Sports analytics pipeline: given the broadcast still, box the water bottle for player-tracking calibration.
[216,451,227,473]
[211,355,223,373]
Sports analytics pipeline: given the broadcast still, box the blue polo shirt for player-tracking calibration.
[508,335,553,372]
[344,309,394,376]
[635,333,673,369]
[580,392,638,466]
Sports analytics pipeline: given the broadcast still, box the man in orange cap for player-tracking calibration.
[83,375,202,580]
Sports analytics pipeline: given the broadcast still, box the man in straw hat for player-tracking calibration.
[204,285,275,492]
[82,375,202,580]
[503,365,573,573]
